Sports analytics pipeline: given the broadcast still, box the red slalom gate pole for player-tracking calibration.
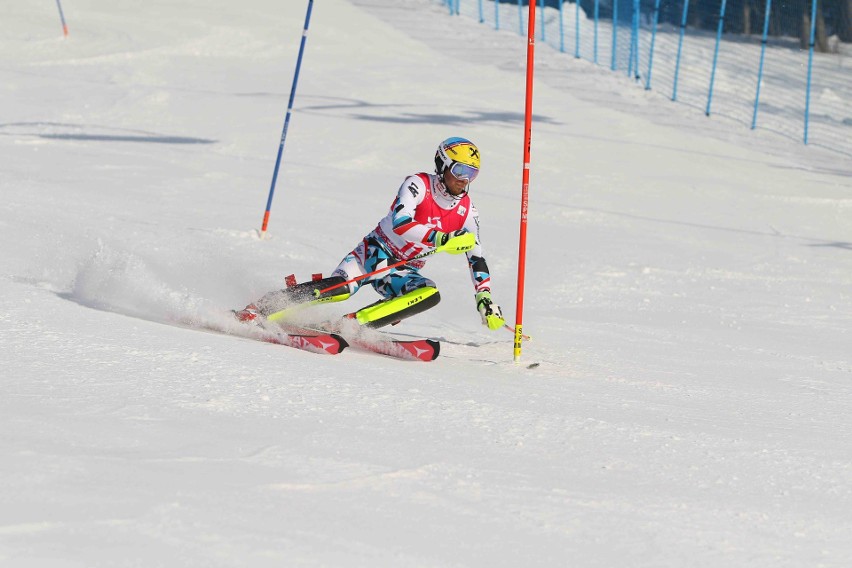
[514,0,536,362]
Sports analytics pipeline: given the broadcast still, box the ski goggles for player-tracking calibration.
[448,161,479,182]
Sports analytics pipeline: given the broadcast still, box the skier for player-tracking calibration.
[235,137,505,332]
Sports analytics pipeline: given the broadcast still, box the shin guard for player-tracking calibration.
[352,287,440,328]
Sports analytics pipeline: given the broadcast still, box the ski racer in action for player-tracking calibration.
[235,137,506,332]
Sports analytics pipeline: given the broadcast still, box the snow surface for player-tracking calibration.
[2,0,851,566]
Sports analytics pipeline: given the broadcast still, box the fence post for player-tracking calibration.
[611,0,619,70]
[646,0,662,90]
[594,0,600,64]
[629,0,640,79]
[705,0,727,116]
[751,0,773,129]
[803,0,818,144]
[575,0,582,57]
[672,0,690,101]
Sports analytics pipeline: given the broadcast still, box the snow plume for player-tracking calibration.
[70,240,212,324]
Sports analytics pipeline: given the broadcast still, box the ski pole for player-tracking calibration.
[259,0,314,239]
[314,232,477,296]
[504,324,531,342]
[314,248,440,297]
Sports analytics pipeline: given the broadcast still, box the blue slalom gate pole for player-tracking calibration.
[55,0,69,37]
[804,0,818,144]
[260,0,314,239]
[751,0,772,129]
[705,0,727,116]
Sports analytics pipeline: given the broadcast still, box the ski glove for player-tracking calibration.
[433,230,476,254]
[475,291,505,331]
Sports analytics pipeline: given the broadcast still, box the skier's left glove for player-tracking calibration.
[475,291,505,331]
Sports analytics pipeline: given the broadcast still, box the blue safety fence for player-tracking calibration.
[438,0,852,156]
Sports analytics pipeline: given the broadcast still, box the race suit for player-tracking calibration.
[332,172,493,300]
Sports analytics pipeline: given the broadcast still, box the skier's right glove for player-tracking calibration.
[433,230,476,254]
[475,291,505,330]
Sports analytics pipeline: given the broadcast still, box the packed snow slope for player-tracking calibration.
[1,0,851,566]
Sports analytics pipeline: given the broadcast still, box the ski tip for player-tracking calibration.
[427,339,440,360]
[333,333,350,351]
